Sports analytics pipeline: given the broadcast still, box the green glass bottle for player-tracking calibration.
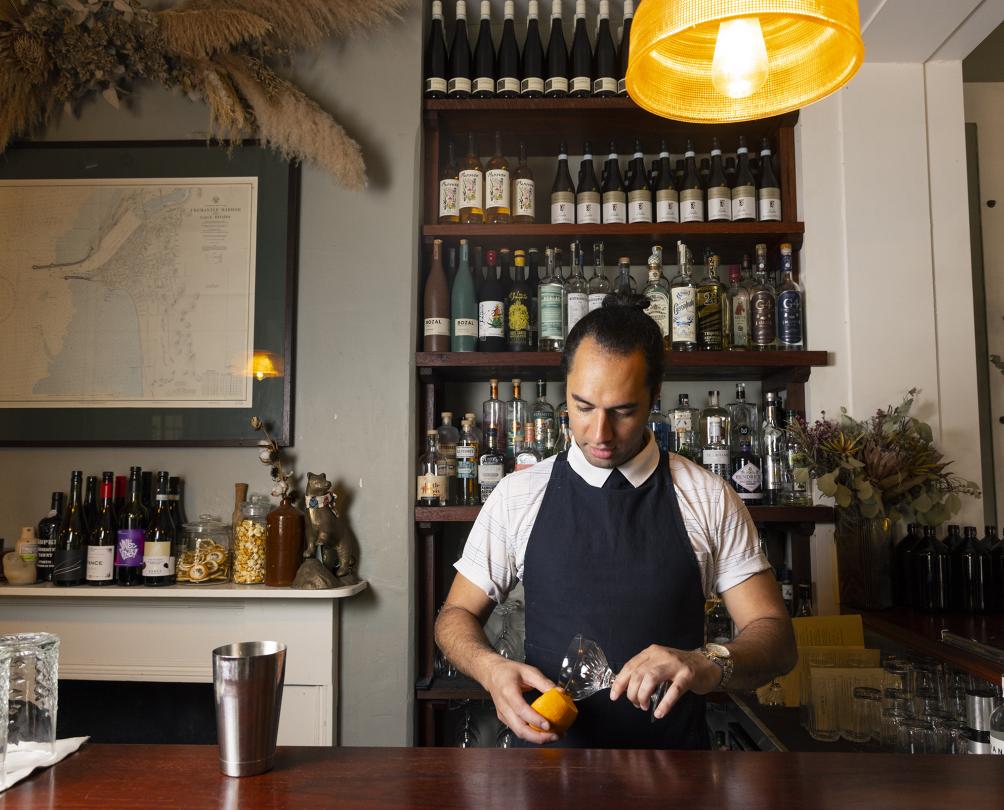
[451,239,478,352]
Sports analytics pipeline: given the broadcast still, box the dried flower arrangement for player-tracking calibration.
[0,0,407,189]
[250,415,294,498]
[787,389,980,526]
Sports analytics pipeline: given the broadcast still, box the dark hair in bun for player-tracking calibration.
[561,289,664,392]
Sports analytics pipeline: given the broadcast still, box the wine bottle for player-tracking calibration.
[617,0,634,96]
[707,137,732,222]
[485,131,511,224]
[424,238,451,352]
[680,140,705,223]
[545,0,569,97]
[114,475,126,514]
[425,0,449,98]
[438,139,460,224]
[144,470,177,586]
[521,0,545,97]
[168,475,187,528]
[655,141,679,223]
[448,1,472,98]
[569,0,592,97]
[551,141,576,224]
[528,248,540,349]
[451,239,478,351]
[758,138,782,221]
[53,470,86,586]
[459,131,484,224]
[512,142,535,224]
[593,0,617,96]
[601,143,625,224]
[86,471,117,586]
[115,469,145,590]
[699,157,711,191]
[626,140,652,223]
[576,142,601,224]
[472,0,495,97]
[141,470,153,511]
[36,490,64,583]
[496,0,519,97]
[566,240,589,335]
[670,241,698,351]
[478,249,507,351]
[731,136,756,222]
[83,474,98,533]
[507,249,532,351]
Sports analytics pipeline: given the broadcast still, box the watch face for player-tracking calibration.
[706,643,731,658]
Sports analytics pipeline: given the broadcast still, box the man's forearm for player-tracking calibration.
[434,604,504,686]
[722,616,797,691]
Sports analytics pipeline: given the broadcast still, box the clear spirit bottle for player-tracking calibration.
[749,243,776,351]
[456,418,480,506]
[505,379,528,471]
[670,393,700,460]
[437,412,460,506]
[729,428,763,506]
[648,398,670,452]
[614,256,636,293]
[728,263,750,350]
[728,383,759,454]
[538,247,567,351]
[464,411,483,448]
[515,423,543,470]
[478,428,505,504]
[699,389,729,451]
[783,409,811,506]
[670,241,697,351]
[761,392,789,505]
[531,380,556,457]
[482,378,504,455]
[643,244,671,349]
[588,241,611,312]
[697,253,728,351]
[776,243,804,350]
[417,430,448,506]
[566,240,589,335]
[702,416,730,480]
[553,412,572,454]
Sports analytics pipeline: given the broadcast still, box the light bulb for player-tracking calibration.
[711,17,769,99]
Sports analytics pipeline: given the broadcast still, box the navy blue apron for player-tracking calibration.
[521,448,709,749]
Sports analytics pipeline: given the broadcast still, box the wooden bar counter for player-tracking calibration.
[3,744,1004,809]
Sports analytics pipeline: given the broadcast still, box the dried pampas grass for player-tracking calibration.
[158,9,272,58]
[199,62,250,139]
[0,79,50,153]
[224,55,366,191]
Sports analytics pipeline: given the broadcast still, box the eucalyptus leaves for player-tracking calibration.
[787,390,980,526]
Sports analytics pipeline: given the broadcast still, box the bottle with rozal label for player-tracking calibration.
[601,143,626,224]
[593,1,617,96]
[417,430,448,506]
[451,239,478,351]
[512,142,535,223]
[485,131,511,224]
[447,1,472,98]
[569,0,592,97]
[758,138,782,221]
[521,0,545,97]
[472,1,495,97]
[496,1,519,97]
[576,142,601,224]
[423,239,450,352]
[545,0,569,97]
[731,136,756,222]
[54,470,87,586]
[643,245,671,348]
[551,142,576,224]
[680,140,705,223]
[706,138,732,222]
[144,470,177,586]
[670,241,697,350]
[627,141,653,223]
[424,1,448,98]
[86,471,117,586]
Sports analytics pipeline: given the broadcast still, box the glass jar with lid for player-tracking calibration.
[233,495,269,584]
[178,515,231,584]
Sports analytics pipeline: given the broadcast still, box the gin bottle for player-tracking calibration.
[531,380,556,457]
[776,243,804,350]
[587,241,611,312]
[566,240,589,335]
[730,428,763,506]
[749,243,776,351]
[538,247,567,351]
[761,392,788,505]
[702,416,729,479]
[614,256,636,293]
[699,389,729,451]
[669,393,700,460]
[553,412,572,455]
[648,398,670,452]
[478,428,505,504]
[728,383,759,453]
[670,241,697,351]
[643,244,671,349]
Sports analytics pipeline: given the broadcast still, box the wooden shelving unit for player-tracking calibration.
[416,504,834,526]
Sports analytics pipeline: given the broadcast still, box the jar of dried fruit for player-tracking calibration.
[177,515,231,584]
[233,495,269,584]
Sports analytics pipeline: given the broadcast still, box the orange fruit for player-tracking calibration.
[529,687,578,735]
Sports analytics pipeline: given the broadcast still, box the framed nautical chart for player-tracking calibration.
[0,141,299,445]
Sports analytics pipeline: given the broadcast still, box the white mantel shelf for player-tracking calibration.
[0,580,368,599]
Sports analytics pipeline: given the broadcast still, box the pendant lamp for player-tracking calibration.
[625,0,865,123]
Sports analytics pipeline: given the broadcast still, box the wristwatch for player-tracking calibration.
[701,643,734,689]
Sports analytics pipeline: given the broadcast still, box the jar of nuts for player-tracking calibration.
[233,495,270,584]
[178,515,231,584]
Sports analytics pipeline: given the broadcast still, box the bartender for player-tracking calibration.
[434,294,797,748]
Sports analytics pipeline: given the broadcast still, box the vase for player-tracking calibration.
[834,512,893,610]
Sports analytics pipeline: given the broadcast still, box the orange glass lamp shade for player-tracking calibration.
[529,687,578,735]
[626,0,865,124]
[246,351,284,381]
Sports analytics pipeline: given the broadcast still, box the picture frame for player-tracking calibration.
[0,140,299,446]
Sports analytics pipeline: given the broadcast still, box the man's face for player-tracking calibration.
[566,336,654,469]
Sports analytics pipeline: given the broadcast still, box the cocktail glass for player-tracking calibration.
[556,634,667,717]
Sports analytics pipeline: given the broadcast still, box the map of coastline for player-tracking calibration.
[0,177,257,408]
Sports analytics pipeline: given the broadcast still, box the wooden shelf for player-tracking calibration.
[416,350,827,383]
[0,580,369,600]
[421,222,804,264]
[858,608,1004,685]
[416,675,489,702]
[417,504,833,525]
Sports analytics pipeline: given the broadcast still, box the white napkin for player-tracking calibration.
[2,737,89,793]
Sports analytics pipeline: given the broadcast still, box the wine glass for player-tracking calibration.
[454,700,480,748]
[495,724,517,748]
[493,599,523,662]
[558,634,666,718]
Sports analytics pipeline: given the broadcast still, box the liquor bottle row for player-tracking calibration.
[423,238,805,354]
[892,524,1004,615]
[415,378,809,509]
[33,467,187,587]
[439,133,782,226]
[426,0,633,100]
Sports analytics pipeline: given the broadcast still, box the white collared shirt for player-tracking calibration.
[455,430,770,604]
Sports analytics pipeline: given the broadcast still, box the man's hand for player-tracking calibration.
[609,645,721,720]
[484,659,561,745]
